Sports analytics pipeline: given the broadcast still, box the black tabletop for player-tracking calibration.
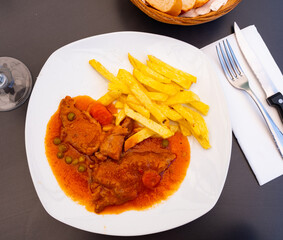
[1,1,283,239]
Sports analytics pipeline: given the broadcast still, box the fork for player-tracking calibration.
[216,39,283,158]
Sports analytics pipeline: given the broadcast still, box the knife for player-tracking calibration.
[234,22,283,123]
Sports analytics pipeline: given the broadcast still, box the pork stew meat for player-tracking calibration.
[58,96,176,213]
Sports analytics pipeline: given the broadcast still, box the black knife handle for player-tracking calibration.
[267,92,283,123]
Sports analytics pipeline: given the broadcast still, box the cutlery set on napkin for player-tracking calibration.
[202,23,283,185]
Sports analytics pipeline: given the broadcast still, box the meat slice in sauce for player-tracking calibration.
[99,134,125,161]
[120,117,134,135]
[99,118,134,161]
[129,137,172,154]
[89,138,176,213]
[59,96,101,155]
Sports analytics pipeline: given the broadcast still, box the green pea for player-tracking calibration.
[57,152,64,159]
[53,137,61,145]
[161,139,169,148]
[65,156,72,164]
[67,112,76,121]
[78,165,86,172]
[58,144,68,153]
[79,156,86,163]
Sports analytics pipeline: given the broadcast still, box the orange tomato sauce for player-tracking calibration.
[45,96,190,214]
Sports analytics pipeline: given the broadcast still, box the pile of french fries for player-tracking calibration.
[89,54,211,151]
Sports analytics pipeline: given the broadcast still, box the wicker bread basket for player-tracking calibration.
[130,0,242,25]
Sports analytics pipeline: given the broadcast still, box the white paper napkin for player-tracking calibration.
[202,25,283,185]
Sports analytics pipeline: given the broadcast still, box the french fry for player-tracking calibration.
[89,59,130,96]
[154,103,182,121]
[186,107,209,139]
[194,135,211,149]
[128,53,171,84]
[108,82,130,95]
[172,104,200,136]
[133,69,179,96]
[188,100,209,115]
[124,128,155,151]
[148,55,197,84]
[114,101,124,109]
[117,95,127,103]
[117,69,149,94]
[128,53,139,69]
[176,105,210,149]
[126,94,140,105]
[98,90,122,106]
[127,102,150,118]
[89,59,119,83]
[147,92,168,101]
[195,137,210,149]
[165,91,200,105]
[144,86,158,93]
[124,104,173,138]
[115,109,126,126]
[119,69,169,125]
[178,119,192,136]
[146,60,192,89]
[108,82,129,95]
[146,60,191,89]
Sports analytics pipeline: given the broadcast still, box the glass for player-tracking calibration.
[0,57,32,111]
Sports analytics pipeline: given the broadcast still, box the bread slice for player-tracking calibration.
[181,0,196,12]
[194,0,209,8]
[145,0,182,16]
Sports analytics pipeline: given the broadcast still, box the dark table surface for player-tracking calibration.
[1,0,283,239]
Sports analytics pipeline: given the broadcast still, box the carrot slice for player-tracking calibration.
[89,101,113,125]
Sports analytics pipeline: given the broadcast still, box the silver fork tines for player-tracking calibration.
[216,39,283,158]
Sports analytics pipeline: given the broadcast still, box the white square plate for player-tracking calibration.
[25,32,232,236]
